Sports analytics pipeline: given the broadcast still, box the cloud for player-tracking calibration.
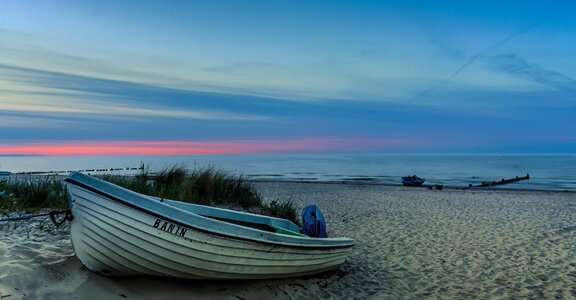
[0,63,270,121]
[0,138,427,156]
[0,114,77,128]
[0,29,406,103]
[484,54,576,93]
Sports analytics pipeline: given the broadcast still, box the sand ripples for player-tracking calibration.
[258,183,575,299]
[1,184,574,299]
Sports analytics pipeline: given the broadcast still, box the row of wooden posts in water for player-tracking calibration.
[12,166,145,176]
[470,174,530,188]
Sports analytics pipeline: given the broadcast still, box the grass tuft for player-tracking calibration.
[264,200,299,225]
[103,164,299,224]
[0,176,67,212]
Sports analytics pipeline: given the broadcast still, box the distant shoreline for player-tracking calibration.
[2,153,574,191]
[2,173,573,193]
[247,178,574,193]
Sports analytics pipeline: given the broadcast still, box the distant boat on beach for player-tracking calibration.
[65,172,354,280]
[402,175,425,187]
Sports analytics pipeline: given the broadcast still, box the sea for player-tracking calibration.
[0,153,574,191]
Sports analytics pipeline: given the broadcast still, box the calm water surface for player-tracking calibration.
[1,153,574,191]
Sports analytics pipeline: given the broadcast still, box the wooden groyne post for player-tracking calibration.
[470,174,530,188]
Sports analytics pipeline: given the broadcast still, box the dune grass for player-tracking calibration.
[101,164,299,224]
[0,165,300,224]
[0,176,67,213]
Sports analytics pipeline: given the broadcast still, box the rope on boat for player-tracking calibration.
[0,209,73,226]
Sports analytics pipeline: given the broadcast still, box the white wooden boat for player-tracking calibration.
[65,172,354,279]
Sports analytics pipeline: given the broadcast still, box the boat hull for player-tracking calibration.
[401,176,425,187]
[66,173,353,279]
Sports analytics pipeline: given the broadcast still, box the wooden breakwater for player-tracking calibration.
[12,166,145,176]
[470,174,530,188]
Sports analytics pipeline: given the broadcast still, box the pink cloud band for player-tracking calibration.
[0,138,424,156]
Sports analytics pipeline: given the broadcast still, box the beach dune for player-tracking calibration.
[1,182,575,299]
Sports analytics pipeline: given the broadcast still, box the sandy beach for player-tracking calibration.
[1,182,575,299]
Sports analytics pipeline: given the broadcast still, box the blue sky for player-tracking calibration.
[1,0,575,155]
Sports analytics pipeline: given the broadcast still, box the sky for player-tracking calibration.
[1,0,575,155]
